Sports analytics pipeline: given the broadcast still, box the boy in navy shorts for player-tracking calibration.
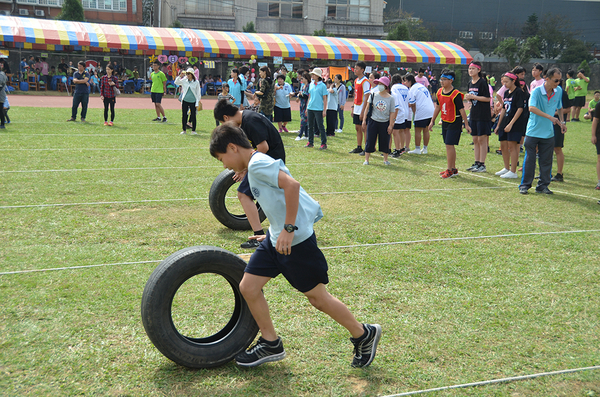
[210,122,381,368]
[429,69,471,178]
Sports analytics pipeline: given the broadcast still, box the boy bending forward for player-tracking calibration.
[210,122,381,368]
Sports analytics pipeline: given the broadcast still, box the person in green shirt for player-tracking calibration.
[584,91,600,120]
[572,69,590,121]
[564,70,577,121]
[150,61,167,122]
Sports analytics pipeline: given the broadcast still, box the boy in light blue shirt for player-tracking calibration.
[210,122,381,368]
[520,68,566,195]
[273,75,293,133]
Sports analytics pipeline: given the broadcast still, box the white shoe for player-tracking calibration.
[336,128,343,133]
[295,136,302,141]
[408,148,421,154]
[190,131,198,135]
[363,160,369,165]
[495,168,509,176]
[180,131,186,135]
[500,171,519,179]
[301,136,308,140]
[421,147,428,154]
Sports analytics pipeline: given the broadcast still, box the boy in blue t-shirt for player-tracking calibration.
[209,122,381,368]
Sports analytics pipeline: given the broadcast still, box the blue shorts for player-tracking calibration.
[151,92,163,103]
[470,120,492,136]
[246,232,329,293]
[237,173,253,199]
[498,128,524,143]
[442,128,461,146]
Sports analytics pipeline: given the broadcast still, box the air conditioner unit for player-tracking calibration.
[35,10,44,16]
[0,10,11,16]
[19,9,29,15]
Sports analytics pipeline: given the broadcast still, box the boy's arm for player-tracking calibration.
[428,102,440,131]
[459,108,471,133]
[592,116,598,145]
[276,170,300,255]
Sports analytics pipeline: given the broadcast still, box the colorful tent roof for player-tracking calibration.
[0,16,472,64]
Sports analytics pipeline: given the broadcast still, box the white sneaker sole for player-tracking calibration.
[236,351,286,367]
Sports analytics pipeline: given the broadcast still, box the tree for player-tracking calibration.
[538,13,572,59]
[142,0,153,26]
[169,20,184,28]
[385,11,430,41]
[559,39,593,64]
[57,0,85,22]
[494,38,519,67]
[578,60,591,76]
[242,22,257,33]
[313,29,335,37]
[522,13,539,37]
[493,36,541,67]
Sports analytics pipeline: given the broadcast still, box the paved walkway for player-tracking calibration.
[7,93,355,111]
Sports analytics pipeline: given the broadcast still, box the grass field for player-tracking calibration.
[1,105,599,396]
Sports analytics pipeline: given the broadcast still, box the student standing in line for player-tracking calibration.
[326,78,339,136]
[564,70,577,122]
[362,76,396,166]
[150,61,168,122]
[100,63,119,126]
[273,74,293,133]
[465,61,492,172]
[390,73,410,157]
[228,68,246,110]
[254,66,274,121]
[175,68,202,135]
[305,68,329,150]
[294,72,310,141]
[572,69,590,122]
[592,100,600,190]
[349,62,371,154]
[530,63,545,92]
[209,123,381,368]
[551,79,571,182]
[67,61,90,123]
[494,72,526,179]
[429,69,470,178]
[404,74,435,154]
[335,74,346,133]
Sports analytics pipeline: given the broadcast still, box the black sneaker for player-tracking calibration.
[162,117,168,123]
[235,337,286,367]
[519,187,529,195]
[152,117,161,121]
[240,239,260,249]
[350,324,381,368]
[466,163,478,172]
[551,173,564,182]
[535,187,553,195]
[359,151,365,156]
[349,146,362,154]
[391,150,401,158]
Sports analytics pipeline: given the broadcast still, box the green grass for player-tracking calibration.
[1,105,599,396]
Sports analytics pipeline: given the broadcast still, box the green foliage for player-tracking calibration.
[521,13,539,37]
[560,39,593,64]
[169,20,184,28]
[493,38,519,67]
[57,0,85,22]
[578,59,591,76]
[313,28,335,37]
[494,36,541,67]
[538,13,571,59]
[242,21,256,33]
[385,11,430,41]
[142,0,153,26]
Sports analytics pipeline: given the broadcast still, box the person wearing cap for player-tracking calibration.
[175,68,202,135]
[306,68,329,150]
[361,76,397,165]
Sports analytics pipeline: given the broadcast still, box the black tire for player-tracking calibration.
[141,246,258,368]
[209,169,266,230]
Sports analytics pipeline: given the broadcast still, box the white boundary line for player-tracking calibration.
[1,229,598,275]
[0,147,202,151]
[380,365,600,396]
[0,186,513,209]
[0,161,358,174]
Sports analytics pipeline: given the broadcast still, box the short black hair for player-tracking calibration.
[533,63,544,72]
[277,74,285,80]
[209,122,253,158]
[567,70,575,78]
[578,69,586,75]
[404,74,416,85]
[440,68,455,80]
[595,90,600,95]
[214,98,239,122]
[355,61,366,71]
[78,61,86,67]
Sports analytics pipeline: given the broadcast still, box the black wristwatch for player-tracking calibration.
[283,224,298,233]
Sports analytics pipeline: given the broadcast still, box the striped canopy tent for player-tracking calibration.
[0,16,472,64]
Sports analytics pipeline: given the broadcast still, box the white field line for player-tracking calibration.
[0,186,513,209]
[380,365,600,397]
[1,229,598,275]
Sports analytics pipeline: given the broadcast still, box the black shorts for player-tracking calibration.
[237,173,253,199]
[470,120,492,136]
[353,113,362,125]
[553,123,565,148]
[572,96,586,107]
[498,128,524,143]
[414,118,431,128]
[151,92,163,103]
[273,106,292,122]
[442,128,461,146]
[563,97,573,109]
[394,120,410,130]
[246,232,329,293]
[596,132,600,155]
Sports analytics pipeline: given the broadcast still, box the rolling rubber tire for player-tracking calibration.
[141,246,258,368]
[208,169,266,230]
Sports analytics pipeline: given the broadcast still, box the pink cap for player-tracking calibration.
[373,76,390,87]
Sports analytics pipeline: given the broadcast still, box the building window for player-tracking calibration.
[257,1,303,19]
[16,0,63,6]
[479,32,493,40]
[81,0,126,11]
[459,31,473,39]
[185,0,234,15]
[327,0,370,22]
